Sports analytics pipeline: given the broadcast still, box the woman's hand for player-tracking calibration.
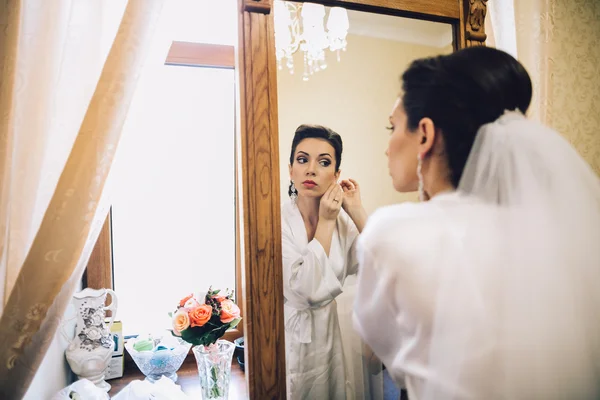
[319,183,344,221]
[340,178,368,232]
[340,178,362,213]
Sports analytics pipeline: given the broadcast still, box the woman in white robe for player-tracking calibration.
[354,46,600,400]
[282,124,381,400]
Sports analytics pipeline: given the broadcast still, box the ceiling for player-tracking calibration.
[345,9,453,48]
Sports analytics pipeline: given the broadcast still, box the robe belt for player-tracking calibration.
[284,300,333,344]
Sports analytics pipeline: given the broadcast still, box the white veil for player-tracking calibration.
[423,111,600,399]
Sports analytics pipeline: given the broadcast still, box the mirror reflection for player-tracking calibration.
[276,3,453,399]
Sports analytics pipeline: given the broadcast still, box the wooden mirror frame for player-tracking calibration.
[236,0,488,398]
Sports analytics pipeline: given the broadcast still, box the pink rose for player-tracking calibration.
[220,299,240,323]
[212,294,227,303]
[184,297,201,309]
[172,309,190,336]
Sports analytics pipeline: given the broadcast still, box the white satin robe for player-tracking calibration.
[353,192,480,399]
[355,189,600,400]
[281,200,360,400]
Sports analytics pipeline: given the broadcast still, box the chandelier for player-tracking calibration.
[274,1,349,81]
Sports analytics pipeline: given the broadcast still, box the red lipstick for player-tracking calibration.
[302,180,317,189]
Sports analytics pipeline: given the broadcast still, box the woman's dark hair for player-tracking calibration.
[401,46,532,187]
[288,124,343,197]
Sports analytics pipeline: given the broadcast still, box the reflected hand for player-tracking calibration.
[340,178,362,213]
[319,183,344,221]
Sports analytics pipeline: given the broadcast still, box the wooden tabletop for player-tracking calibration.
[108,354,247,398]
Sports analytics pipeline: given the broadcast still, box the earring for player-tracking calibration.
[417,153,425,202]
[290,180,298,202]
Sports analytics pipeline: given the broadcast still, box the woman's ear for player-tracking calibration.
[335,169,341,181]
[288,164,292,179]
[417,117,436,157]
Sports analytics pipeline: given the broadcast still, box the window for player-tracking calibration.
[111,65,235,335]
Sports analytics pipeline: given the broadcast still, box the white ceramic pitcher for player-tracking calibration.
[65,288,118,392]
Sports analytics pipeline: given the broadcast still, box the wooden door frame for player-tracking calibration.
[236,0,488,398]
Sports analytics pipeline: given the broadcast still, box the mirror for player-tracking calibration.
[237,0,480,397]
[275,3,453,398]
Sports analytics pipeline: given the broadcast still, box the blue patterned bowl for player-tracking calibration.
[125,336,192,383]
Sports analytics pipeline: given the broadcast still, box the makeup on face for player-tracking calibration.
[290,138,338,197]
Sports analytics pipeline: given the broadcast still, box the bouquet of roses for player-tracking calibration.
[170,287,241,347]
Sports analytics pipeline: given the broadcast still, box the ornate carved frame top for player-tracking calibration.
[467,0,488,46]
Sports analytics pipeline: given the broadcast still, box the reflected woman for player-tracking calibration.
[281,125,374,399]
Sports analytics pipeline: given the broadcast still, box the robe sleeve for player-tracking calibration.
[353,202,445,391]
[346,218,360,277]
[353,242,407,385]
[281,224,343,306]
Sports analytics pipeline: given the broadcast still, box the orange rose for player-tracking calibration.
[179,294,193,308]
[220,299,240,323]
[172,309,190,336]
[189,304,212,327]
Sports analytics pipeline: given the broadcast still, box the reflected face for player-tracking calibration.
[289,138,340,198]
[386,98,421,192]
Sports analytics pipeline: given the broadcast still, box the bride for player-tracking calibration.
[282,124,381,399]
[354,46,600,400]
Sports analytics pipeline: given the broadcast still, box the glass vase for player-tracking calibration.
[192,339,235,400]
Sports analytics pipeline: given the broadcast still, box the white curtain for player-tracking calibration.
[0,0,124,313]
[0,1,166,397]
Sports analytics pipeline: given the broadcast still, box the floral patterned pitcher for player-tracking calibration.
[65,288,118,392]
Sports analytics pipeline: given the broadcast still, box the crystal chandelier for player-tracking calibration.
[274,1,349,81]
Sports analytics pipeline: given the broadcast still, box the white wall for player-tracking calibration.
[277,34,452,213]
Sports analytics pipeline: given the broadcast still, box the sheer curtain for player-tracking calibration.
[0,1,165,397]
